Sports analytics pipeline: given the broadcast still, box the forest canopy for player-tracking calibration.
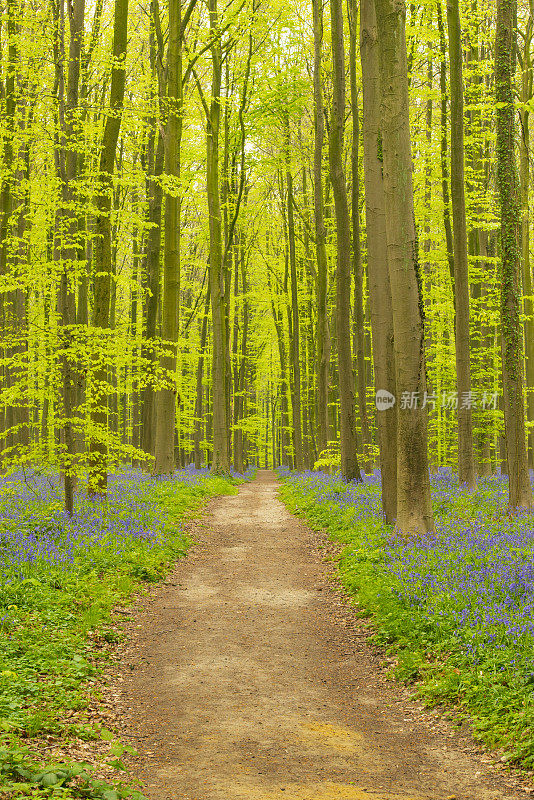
[0,0,531,534]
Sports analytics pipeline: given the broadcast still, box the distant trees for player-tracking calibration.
[0,0,534,523]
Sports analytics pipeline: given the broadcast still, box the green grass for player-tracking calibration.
[278,470,534,774]
[0,470,238,799]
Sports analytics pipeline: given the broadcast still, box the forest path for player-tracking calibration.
[119,471,523,800]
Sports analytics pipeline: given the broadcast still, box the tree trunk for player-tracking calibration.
[495,0,533,510]
[446,0,476,489]
[52,0,85,513]
[519,3,534,468]
[154,0,182,474]
[285,115,303,472]
[207,0,230,474]
[194,284,210,469]
[141,131,164,463]
[329,0,362,483]
[360,0,397,522]
[0,0,17,465]
[234,235,249,473]
[267,259,291,468]
[422,24,433,421]
[437,1,455,291]
[89,0,128,495]
[375,0,434,534]
[130,205,141,460]
[349,0,372,474]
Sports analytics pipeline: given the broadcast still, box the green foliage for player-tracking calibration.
[0,742,147,799]
[0,472,237,797]
[279,473,534,768]
[313,442,341,472]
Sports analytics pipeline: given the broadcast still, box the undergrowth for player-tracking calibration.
[0,466,241,799]
[278,467,534,772]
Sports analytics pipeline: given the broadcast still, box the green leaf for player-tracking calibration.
[101,790,120,800]
[40,771,60,786]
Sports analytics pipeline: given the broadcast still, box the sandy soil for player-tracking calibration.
[117,471,530,800]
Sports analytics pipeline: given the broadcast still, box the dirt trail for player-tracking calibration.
[119,471,525,800]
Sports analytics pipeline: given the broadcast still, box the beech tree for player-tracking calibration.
[312,0,329,461]
[0,0,532,523]
[495,0,533,510]
[89,0,129,495]
[374,0,434,534]
[446,0,476,490]
[329,0,362,483]
[360,0,397,523]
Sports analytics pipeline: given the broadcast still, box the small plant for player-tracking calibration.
[0,467,238,797]
[279,468,534,768]
[313,442,341,474]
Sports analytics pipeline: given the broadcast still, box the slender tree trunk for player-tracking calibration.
[12,83,31,458]
[423,26,433,417]
[52,0,85,513]
[360,0,397,522]
[207,0,229,474]
[329,0,362,483]
[89,0,128,494]
[285,115,304,472]
[520,3,534,467]
[349,0,372,474]
[130,207,141,460]
[375,0,434,534]
[312,0,330,462]
[495,0,533,510]
[232,243,240,465]
[446,0,476,489]
[234,235,249,473]
[0,0,17,464]
[267,260,291,468]
[478,233,494,475]
[154,0,182,474]
[437,1,455,289]
[194,284,210,469]
[141,131,164,463]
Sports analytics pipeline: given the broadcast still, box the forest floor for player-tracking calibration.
[112,471,529,800]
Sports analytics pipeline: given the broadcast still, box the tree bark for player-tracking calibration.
[519,2,534,468]
[234,234,250,473]
[375,0,434,534]
[52,0,85,513]
[446,0,476,489]
[437,1,455,290]
[495,0,533,510]
[141,130,164,463]
[285,114,304,472]
[349,0,372,474]
[0,0,18,464]
[360,0,397,523]
[194,284,210,469]
[154,0,183,474]
[207,0,230,474]
[89,0,128,494]
[329,0,362,483]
